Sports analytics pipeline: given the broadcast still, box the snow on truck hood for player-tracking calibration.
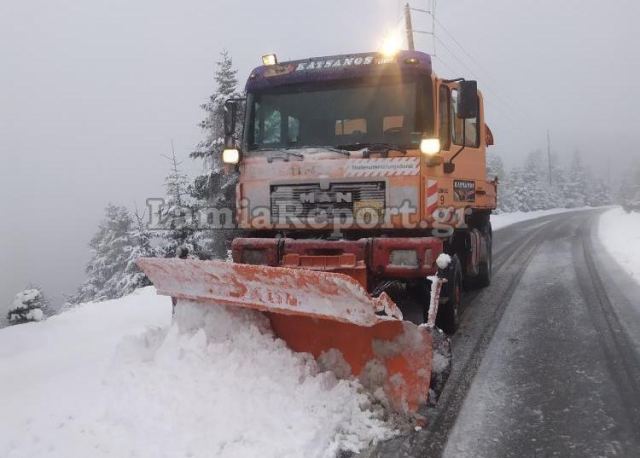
[0,287,394,458]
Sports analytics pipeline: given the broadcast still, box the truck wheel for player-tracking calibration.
[468,221,492,289]
[428,327,452,406]
[436,255,462,334]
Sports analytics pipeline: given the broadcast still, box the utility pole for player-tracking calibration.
[405,3,415,51]
[431,0,437,57]
[547,130,553,185]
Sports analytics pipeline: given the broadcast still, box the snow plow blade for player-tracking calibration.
[137,257,434,415]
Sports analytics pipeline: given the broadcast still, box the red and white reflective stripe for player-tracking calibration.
[426,179,438,216]
[345,157,420,177]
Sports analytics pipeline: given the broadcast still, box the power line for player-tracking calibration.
[405,1,535,138]
[433,35,534,127]
[408,2,531,125]
[429,14,527,119]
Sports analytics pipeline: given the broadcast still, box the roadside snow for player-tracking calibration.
[0,287,393,458]
[491,207,592,231]
[598,207,640,281]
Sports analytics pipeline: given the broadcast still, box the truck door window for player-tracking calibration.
[451,88,480,148]
[335,118,367,136]
[439,86,451,150]
[383,115,404,134]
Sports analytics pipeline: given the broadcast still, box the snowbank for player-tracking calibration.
[598,207,640,281]
[0,288,393,458]
[491,207,592,231]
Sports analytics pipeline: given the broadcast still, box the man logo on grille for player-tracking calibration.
[299,192,353,204]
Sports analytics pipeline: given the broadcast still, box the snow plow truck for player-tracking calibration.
[138,49,496,417]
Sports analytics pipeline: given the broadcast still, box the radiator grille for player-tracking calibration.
[270,181,385,223]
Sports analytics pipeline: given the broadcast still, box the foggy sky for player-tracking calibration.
[1,0,639,310]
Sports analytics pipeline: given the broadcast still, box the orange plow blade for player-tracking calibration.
[137,257,434,415]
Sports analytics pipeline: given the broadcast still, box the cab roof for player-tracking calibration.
[245,50,432,92]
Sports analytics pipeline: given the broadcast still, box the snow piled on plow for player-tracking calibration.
[0,287,394,458]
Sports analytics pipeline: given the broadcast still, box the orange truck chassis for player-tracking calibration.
[138,49,496,418]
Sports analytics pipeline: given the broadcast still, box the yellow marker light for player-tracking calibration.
[222,148,240,164]
[381,29,403,57]
[420,138,441,156]
[261,54,278,66]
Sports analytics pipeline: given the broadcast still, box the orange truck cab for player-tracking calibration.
[223,50,497,333]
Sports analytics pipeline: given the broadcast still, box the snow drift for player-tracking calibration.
[0,287,394,458]
[599,207,640,281]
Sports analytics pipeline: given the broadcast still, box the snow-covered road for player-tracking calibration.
[3,207,638,458]
[367,208,640,457]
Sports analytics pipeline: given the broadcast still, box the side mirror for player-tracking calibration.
[457,80,478,119]
[223,100,239,148]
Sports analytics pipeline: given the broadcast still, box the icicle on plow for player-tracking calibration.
[137,257,448,416]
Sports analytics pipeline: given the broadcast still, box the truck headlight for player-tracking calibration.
[262,54,278,66]
[420,138,441,156]
[222,148,240,164]
[389,249,419,267]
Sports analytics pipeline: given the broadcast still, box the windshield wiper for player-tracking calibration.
[336,143,407,157]
[287,145,350,157]
[256,149,303,162]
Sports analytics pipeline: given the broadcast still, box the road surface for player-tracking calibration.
[364,208,640,457]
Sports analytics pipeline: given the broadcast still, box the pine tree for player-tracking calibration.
[522,151,561,210]
[158,148,204,259]
[486,152,505,181]
[190,50,242,259]
[191,50,240,167]
[8,288,47,324]
[75,204,136,302]
[561,151,589,208]
[117,208,155,294]
[587,177,612,207]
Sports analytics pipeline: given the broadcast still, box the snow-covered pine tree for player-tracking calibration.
[548,151,568,207]
[498,151,560,212]
[587,177,612,207]
[117,208,155,294]
[522,151,561,210]
[562,151,589,208]
[8,287,47,324]
[190,50,242,259]
[158,148,203,259]
[75,204,135,303]
[486,151,505,181]
[499,167,527,212]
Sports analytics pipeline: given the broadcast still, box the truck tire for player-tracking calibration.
[436,255,462,334]
[475,221,492,288]
[467,221,492,289]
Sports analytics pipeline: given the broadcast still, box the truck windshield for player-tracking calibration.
[245,80,429,153]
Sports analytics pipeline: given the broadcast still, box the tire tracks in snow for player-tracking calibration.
[573,216,640,434]
[364,215,575,457]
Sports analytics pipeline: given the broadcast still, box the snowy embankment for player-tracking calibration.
[598,207,640,281]
[0,288,393,458]
[491,207,592,231]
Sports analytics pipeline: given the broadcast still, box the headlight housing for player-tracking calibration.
[420,138,441,156]
[389,249,419,267]
[222,148,240,164]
